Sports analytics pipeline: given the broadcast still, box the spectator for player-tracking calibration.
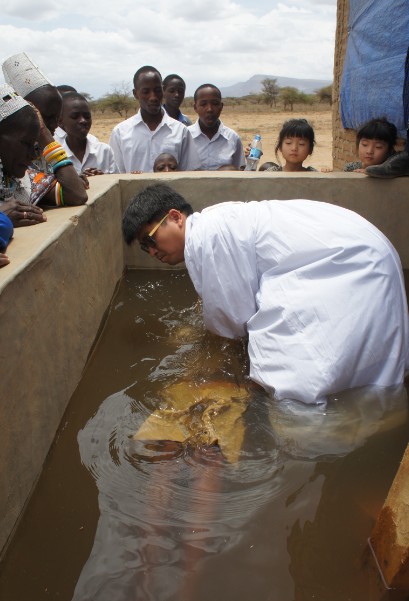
[153,153,179,172]
[58,92,118,176]
[267,119,317,172]
[162,74,192,126]
[109,66,200,173]
[366,48,409,178]
[188,84,245,170]
[2,52,87,206]
[344,117,397,172]
[0,84,46,227]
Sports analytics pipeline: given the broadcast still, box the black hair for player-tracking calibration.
[122,183,193,245]
[57,84,77,94]
[25,84,61,103]
[258,161,279,171]
[61,92,88,105]
[153,153,179,171]
[193,84,222,102]
[356,117,397,152]
[0,104,38,136]
[133,66,162,89]
[163,74,186,89]
[275,118,315,158]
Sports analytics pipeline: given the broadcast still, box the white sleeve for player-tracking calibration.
[232,134,246,169]
[178,129,201,171]
[109,128,126,173]
[107,147,119,174]
[185,207,259,338]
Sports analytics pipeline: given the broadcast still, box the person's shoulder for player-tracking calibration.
[180,113,192,126]
[219,122,241,142]
[112,113,139,133]
[304,166,317,171]
[54,126,66,143]
[87,132,99,143]
[187,120,200,135]
[164,112,186,130]
[88,135,112,153]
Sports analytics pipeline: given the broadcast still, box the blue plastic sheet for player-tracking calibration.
[340,0,409,137]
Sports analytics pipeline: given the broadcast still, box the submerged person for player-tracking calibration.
[122,183,409,405]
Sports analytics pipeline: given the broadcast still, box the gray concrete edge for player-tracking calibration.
[0,171,408,555]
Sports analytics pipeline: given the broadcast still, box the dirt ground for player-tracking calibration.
[91,105,334,171]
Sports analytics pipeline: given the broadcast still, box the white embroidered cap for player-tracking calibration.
[2,52,53,98]
[0,84,29,122]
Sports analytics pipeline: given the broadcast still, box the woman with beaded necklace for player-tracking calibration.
[2,52,88,210]
[0,84,47,229]
[0,84,46,227]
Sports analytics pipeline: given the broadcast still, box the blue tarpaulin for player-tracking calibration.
[340,0,409,137]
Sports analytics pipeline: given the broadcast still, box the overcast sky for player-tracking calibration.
[0,0,336,99]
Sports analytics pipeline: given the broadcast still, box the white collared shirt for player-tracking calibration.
[57,134,119,174]
[188,120,245,170]
[109,110,200,173]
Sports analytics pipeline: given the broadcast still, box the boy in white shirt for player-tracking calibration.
[56,92,118,175]
[188,84,245,170]
[109,66,200,173]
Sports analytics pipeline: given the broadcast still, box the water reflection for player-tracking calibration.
[73,272,408,601]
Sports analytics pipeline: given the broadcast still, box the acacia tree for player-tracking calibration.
[79,92,93,102]
[261,78,280,108]
[98,82,135,118]
[315,84,333,105]
[279,87,312,111]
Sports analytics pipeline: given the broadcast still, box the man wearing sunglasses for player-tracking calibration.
[123,183,409,405]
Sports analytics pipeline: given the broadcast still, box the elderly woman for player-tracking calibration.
[0,84,47,232]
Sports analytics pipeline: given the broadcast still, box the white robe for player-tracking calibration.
[184,199,409,404]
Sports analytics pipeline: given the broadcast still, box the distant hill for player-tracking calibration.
[220,74,332,98]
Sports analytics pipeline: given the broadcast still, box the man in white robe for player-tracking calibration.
[122,183,409,404]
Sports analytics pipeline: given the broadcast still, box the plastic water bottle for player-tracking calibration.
[245,134,262,171]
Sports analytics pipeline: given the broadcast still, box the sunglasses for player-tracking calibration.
[140,212,170,253]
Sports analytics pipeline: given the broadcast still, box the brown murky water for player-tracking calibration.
[0,269,408,601]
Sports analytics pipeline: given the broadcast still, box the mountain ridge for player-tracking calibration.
[219,74,332,98]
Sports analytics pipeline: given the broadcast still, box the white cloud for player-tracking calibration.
[1,0,57,20]
[0,0,336,98]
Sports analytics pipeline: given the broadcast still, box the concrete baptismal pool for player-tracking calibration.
[0,172,409,600]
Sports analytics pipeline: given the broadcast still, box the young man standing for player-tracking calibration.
[188,84,245,170]
[109,66,199,173]
[162,74,192,126]
[57,92,118,175]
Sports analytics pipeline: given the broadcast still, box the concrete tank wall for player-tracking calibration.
[1,172,408,555]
